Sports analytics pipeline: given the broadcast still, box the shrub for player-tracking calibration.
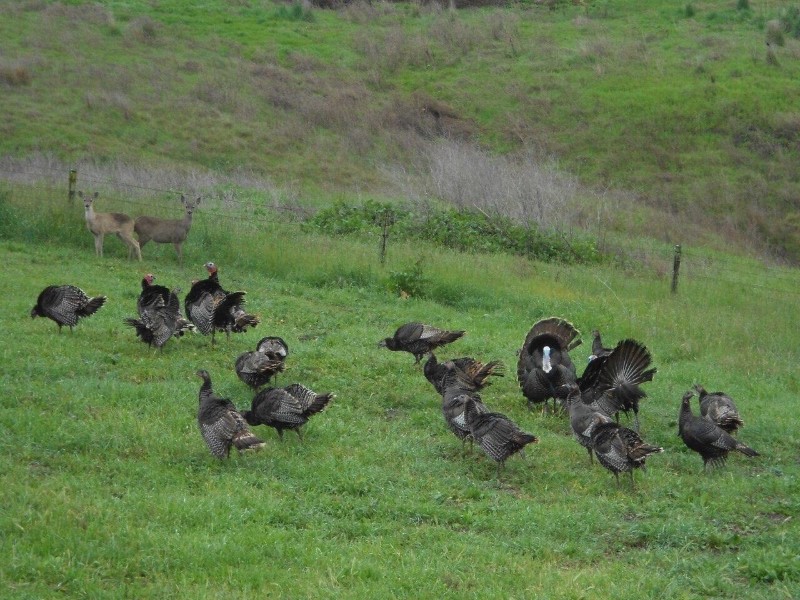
[386,258,428,298]
[685,3,695,18]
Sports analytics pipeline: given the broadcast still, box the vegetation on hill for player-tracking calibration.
[2,0,800,262]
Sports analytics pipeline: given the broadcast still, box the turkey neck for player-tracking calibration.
[198,376,214,404]
[678,398,693,433]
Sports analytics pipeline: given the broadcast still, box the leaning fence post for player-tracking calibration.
[68,169,77,204]
[671,244,682,294]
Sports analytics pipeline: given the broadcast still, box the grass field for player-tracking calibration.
[1,188,799,598]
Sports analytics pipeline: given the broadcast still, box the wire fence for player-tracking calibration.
[2,164,799,298]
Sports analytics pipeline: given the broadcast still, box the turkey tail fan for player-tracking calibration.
[521,317,582,355]
[283,384,335,416]
[600,339,656,388]
[233,312,260,332]
[735,442,759,458]
[232,429,266,452]
[124,317,155,345]
[78,295,107,318]
[465,360,505,387]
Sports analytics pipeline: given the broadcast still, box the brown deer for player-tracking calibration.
[134,195,201,264]
[80,191,141,261]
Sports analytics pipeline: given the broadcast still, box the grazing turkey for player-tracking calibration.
[241,384,335,442]
[678,391,759,471]
[693,384,744,434]
[379,322,465,364]
[589,418,663,487]
[589,329,614,362]
[463,397,539,476]
[517,317,581,412]
[424,353,504,396]
[195,369,265,458]
[578,338,656,431]
[30,285,106,332]
[562,383,613,464]
[184,262,259,344]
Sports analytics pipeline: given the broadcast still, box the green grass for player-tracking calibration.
[1,188,799,598]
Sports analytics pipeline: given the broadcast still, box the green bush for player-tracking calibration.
[386,258,428,298]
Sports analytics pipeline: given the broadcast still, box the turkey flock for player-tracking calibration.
[31,265,760,486]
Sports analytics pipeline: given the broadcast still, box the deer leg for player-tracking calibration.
[94,234,104,257]
[174,242,183,265]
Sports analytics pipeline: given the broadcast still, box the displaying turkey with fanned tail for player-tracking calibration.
[517,317,581,413]
[235,351,285,390]
[578,338,656,431]
[379,322,465,364]
[678,390,759,471]
[195,369,265,458]
[125,275,192,350]
[241,383,334,442]
[424,353,504,396]
[31,285,106,332]
[589,419,663,488]
[463,397,539,476]
[693,384,744,434]
[184,262,259,344]
[256,336,289,362]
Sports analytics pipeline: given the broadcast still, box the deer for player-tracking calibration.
[80,191,142,261]
[134,195,201,264]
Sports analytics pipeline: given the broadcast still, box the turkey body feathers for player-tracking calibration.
[464,398,538,472]
[242,384,334,441]
[678,391,758,470]
[31,285,107,331]
[590,420,663,486]
[694,384,744,434]
[380,322,465,363]
[196,370,264,458]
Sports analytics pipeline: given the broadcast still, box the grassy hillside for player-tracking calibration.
[2,0,800,259]
[1,188,799,598]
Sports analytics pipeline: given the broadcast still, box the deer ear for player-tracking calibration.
[180,194,186,204]
[195,196,201,204]
[92,191,99,199]
[78,191,84,198]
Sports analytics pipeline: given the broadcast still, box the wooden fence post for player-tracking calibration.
[379,209,392,266]
[68,169,77,204]
[671,244,682,294]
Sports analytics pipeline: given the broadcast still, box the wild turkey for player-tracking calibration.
[235,351,285,389]
[562,383,613,464]
[424,353,504,396]
[440,368,491,452]
[241,383,334,442]
[693,384,744,434]
[463,397,539,475]
[184,262,259,344]
[195,369,265,458]
[517,317,581,412]
[256,336,289,362]
[30,285,106,332]
[678,391,759,471]
[135,274,194,335]
[589,418,663,487]
[125,275,193,350]
[589,329,613,361]
[379,322,465,364]
[236,335,289,389]
[578,338,656,431]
